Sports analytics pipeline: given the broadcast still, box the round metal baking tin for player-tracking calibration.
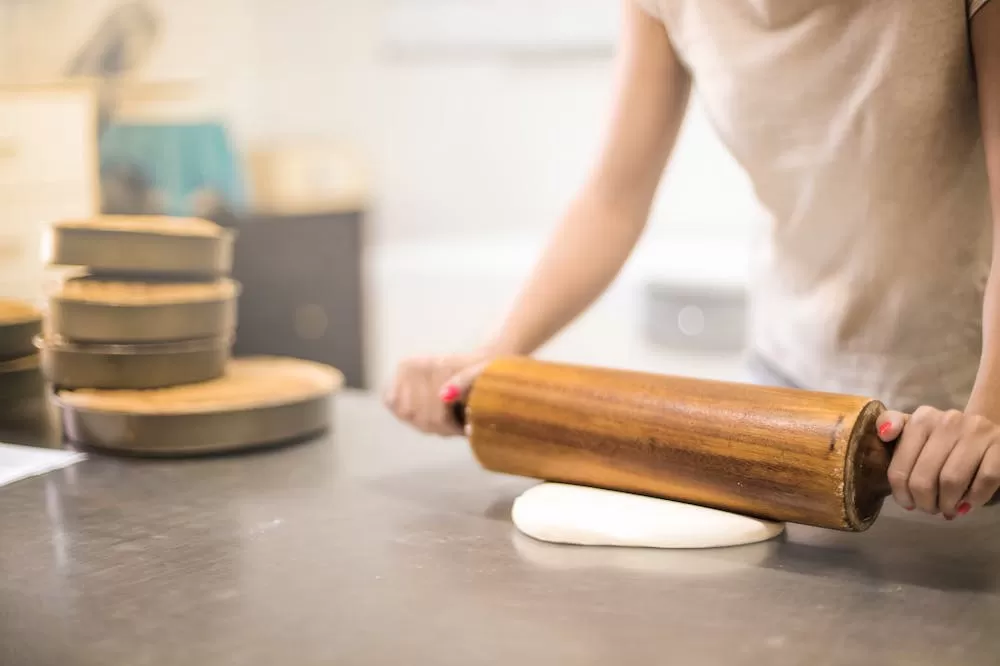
[45,225,235,277]
[0,310,42,360]
[46,278,240,343]
[0,354,44,404]
[36,335,231,390]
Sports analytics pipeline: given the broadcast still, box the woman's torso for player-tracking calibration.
[642,0,993,410]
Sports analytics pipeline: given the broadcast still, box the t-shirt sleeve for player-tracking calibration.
[969,0,993,18]
[633,0,663,21]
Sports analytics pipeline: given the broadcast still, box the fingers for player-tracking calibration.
[429,384,464,437]
[413,368,460,436]
[876,411,907,442]
[383,371,416,425]
[384,355,485,437]
[938,415,992,515]
[440,360,488,404]
[439,361,489,432]
[887,407,935,511]
[908,410,962,514]
[410,378,440,434]
[886,406,1000,519]
[962,444,1000,510]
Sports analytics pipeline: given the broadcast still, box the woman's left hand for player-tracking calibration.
[876,408,1000,518]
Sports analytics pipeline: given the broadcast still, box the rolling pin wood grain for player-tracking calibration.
[459,357,892,531]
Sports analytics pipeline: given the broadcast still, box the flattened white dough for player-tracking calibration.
[512,483,785,549]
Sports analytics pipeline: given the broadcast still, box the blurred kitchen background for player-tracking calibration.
[0,0,765,392]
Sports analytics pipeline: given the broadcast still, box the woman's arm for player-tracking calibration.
[967,0,1000,419]
[874,3,1000,517]
[482,0,691,357]
[385,1,691,435]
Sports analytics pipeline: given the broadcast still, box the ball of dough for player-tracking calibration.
[512,483,785,549]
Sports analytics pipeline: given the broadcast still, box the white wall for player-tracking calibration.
[242,0,761,245]
[2,0,761,243]
[0,0,258,145]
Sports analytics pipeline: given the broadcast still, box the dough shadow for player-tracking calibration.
[484,495,516,521]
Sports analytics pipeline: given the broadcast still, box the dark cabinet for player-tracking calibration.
[231,210,366,389]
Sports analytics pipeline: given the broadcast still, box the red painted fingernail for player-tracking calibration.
[878,422,892,437]
[439,384,460,403]
[957,502,972,516]
[904,506,914,511]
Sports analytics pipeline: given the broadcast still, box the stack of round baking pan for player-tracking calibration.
[55,356,344,456]
[0,300,44,406]
[40,216,345,457]
[39,216,239,390]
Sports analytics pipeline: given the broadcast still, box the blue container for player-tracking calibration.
[99,122,248,217]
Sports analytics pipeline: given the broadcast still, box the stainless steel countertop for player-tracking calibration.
[1,393,999,665]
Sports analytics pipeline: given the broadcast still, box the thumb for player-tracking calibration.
[438,361,487,405]
[875,410,908,442]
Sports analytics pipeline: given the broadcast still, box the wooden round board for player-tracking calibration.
[0,300,42,360]
[54,356,344,456]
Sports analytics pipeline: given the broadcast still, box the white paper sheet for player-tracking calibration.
[0,443,85,489]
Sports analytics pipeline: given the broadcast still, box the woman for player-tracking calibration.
[386,0,1000,520]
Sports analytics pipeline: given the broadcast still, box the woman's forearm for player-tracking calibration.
[968,2,1000,418]
[484,0,691,357]
[484,192,652,356]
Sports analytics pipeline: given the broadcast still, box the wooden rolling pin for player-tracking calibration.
[456,357,893,532]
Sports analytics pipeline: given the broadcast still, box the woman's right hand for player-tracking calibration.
[383,352,493,436]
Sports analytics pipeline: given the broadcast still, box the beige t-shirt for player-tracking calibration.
[639,0,995,410]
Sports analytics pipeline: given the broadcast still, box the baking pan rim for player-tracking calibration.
[49,278,242,307]
[34,334,233,356]
[52,380,343,419]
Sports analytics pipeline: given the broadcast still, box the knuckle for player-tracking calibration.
[909,475,936,496]
[979,463,1000,485]
[939,472,967,494]
[912,406,940,424]
[887,469,910,486]
[402,357,429,373]
[942,410,964,429]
